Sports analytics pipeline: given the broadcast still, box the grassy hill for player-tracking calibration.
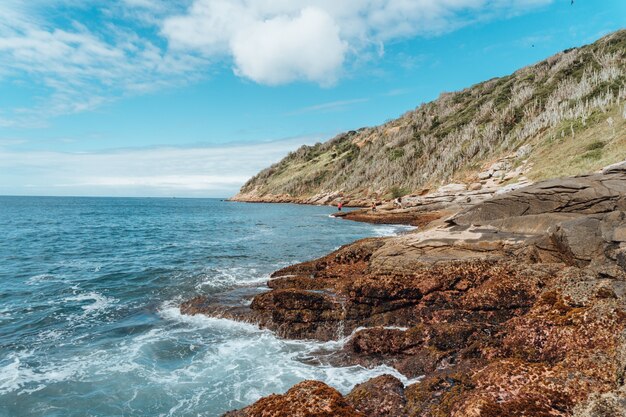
[234,30,626,202]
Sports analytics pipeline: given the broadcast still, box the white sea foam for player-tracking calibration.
[373,224,417,237]
[193,267,270,291]
[155,302,421,400]
[0,352,81,395]
[1,301,422,414]
[158,303,261,333]
[26,273,61,285]
[65,292,116,313]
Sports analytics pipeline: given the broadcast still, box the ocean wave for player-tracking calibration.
[193,267,270,291]
[0,352,80,395]
[1,303,422,413]
[64,292,117,313]
[156,303,420,396]
[158,303,261,333]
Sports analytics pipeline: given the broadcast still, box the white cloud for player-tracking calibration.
[0,0,206,126]
[0,0,554,124]
[162,0,554,85]
[0,137,322,197]
[231,8,346,85]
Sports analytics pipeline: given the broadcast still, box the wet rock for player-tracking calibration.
[333,208,446,228]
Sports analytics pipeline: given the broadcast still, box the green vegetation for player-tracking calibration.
[586,140,605,151]
[388,149,405,161]
[238,30,626,200]
[390,186,409,199]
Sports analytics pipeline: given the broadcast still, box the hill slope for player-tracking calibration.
[233,30,626,204]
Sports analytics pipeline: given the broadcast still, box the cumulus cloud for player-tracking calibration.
[231,8,346,85]
[162,0,554,85]
[0,136,322,197]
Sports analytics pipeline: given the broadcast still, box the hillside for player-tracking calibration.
[232,30,626,204]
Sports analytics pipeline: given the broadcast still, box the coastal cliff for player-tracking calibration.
[186,163,626,416]
[232,30,626,205]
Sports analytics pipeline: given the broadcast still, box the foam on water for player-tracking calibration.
[1,197,421,416]
[65,292,117,313]
[192,267,271,291]
[373,224,417,237]
[158,304,420,394]
[26,273,63,285]
[0,351,82,396]
[1,301,421,414]
[158,303,261,333]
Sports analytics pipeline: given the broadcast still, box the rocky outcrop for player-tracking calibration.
[346,375,408,417]
[193,166,626,416]
[223,380,365,417]
[229,191,373,207]
[331,165,534,227]
[231,149,534,210]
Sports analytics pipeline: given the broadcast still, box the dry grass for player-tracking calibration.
[529,106,626,180]
[239,30,626,199]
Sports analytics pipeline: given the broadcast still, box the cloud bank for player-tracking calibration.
[0,137,322,197]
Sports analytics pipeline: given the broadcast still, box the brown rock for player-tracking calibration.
[346,375,407,417]
[198,169,626,417]
[452,169,626,227]
[223,380,364,417]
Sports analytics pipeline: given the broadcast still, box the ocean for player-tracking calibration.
[0,197,413,417]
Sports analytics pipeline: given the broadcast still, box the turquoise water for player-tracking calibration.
[0,197,412,417]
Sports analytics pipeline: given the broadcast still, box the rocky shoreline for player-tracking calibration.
[230,150,535,211]
[186,164,626,416]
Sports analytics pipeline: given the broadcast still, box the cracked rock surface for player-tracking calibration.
[183,165,626,416]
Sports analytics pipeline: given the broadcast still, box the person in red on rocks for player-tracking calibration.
[337,201,343,211]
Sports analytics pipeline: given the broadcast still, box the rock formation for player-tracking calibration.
[187,165,626,416]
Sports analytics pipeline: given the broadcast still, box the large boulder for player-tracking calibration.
[346,375,408,417]
[223,381,364,417]
[452,169,626,227]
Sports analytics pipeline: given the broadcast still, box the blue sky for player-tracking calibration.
[0,0,624,197]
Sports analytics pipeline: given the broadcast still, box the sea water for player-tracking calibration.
[0,197,413,417]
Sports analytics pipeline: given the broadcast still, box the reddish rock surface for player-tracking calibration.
[346,375,408,417]
[223,380,364,417]
[332,209,447,228]
[187,167,626,416]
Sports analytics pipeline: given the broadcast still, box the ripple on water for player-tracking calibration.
[0,197,417,416]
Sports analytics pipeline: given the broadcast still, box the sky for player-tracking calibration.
[0,0,624,197]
